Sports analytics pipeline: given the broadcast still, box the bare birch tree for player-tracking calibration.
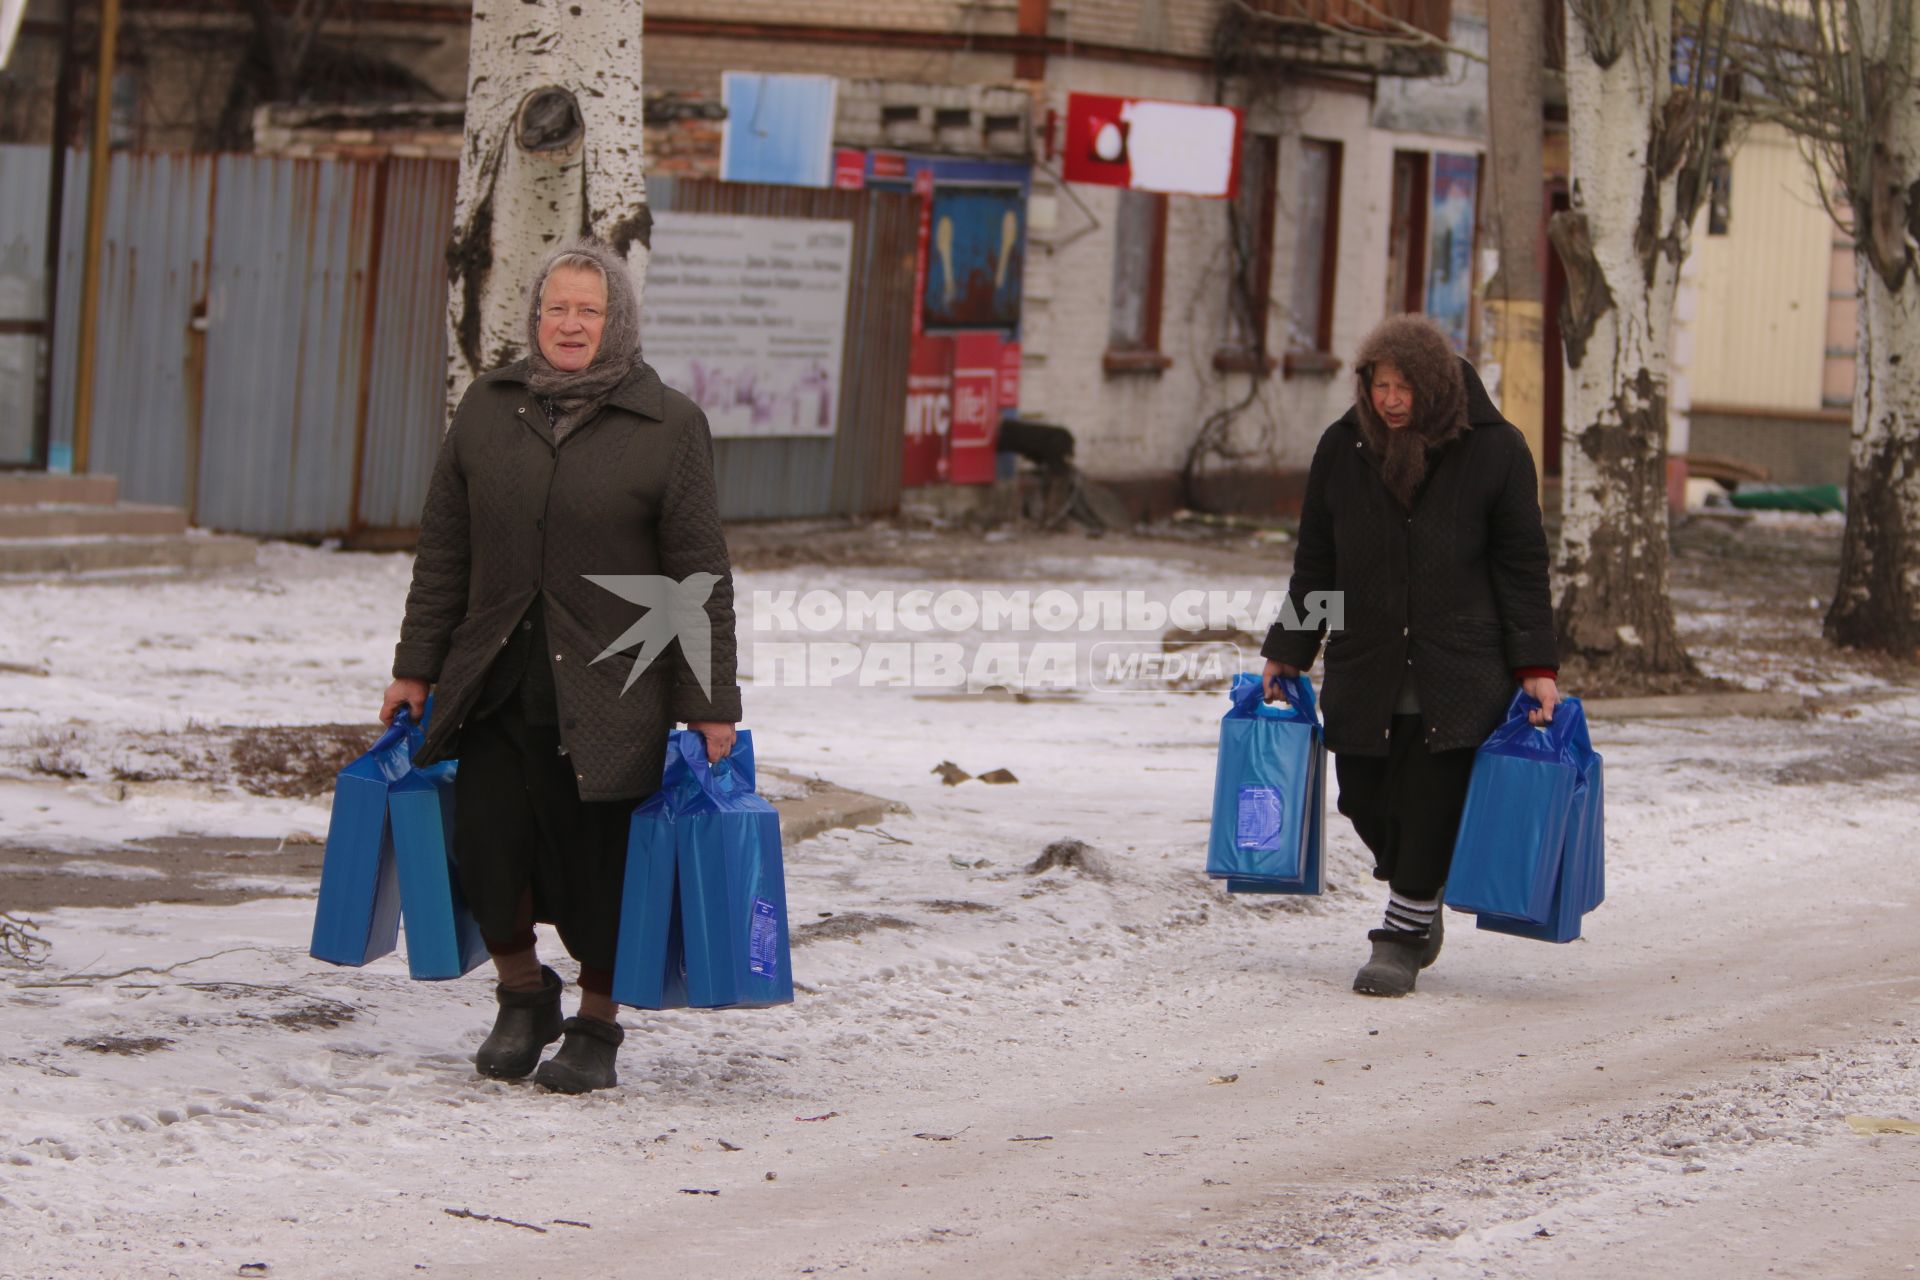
[445,0,649,421]
[1741,0,1920,661]
[1549,0,1735,684]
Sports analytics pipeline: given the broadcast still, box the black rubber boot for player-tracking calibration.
[1419,909,1445,970]
[534,1017,625,1094]
[474,966,564,1079]
[1353,930,1424,997]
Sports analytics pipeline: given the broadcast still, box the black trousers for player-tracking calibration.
[452,702,635,972]
[1334,714,1478,901]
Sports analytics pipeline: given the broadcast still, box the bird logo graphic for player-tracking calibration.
[582,572,721,697]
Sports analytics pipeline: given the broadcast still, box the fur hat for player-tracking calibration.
[1351,314,1469,506]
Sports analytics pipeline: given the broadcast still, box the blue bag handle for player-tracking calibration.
[369,705,417,756]
[1489,688,1594,774]
[661,727,756,810]
[1227,669,1318,725]
[363,704,430,783]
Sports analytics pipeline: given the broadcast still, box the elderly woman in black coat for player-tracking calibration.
[1260,314,1558,997]
[382,239,740,1091]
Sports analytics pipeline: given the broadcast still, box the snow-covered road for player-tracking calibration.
[1,533,1916,1278]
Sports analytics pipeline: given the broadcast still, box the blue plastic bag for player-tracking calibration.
[1475,706,1606,942]
[1207,671,1326,895]
[612,730,793,1011]
[1448,691,1600,930]
[612,774,693,1012]
[310,710,415,966]
[388,760,491,980]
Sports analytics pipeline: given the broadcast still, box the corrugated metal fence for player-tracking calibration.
[0,148,912,535]
[0,145,452,536]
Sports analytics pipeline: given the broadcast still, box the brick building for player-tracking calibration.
[637,0,1486,514]
[4,0,1491,516]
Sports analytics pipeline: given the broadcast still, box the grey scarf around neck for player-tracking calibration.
[524,238,642,441]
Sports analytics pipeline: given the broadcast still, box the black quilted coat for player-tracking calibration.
[393,359,741,801]
[1260,358,1556,756]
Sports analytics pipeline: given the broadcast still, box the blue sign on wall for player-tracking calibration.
[720,73,838,188]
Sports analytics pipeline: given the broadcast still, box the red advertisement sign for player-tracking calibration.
[902,334,952,488]
[997,340,1022,413]
[872,151,909,180]
[949,332,1003,486]
[1061,93,1244,199]
[833,148,867,190]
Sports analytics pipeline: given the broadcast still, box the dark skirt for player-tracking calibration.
[452,702,637,970]
[1333,713,1477,900]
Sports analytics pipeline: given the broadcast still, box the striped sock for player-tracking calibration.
[1382,892,1440,938]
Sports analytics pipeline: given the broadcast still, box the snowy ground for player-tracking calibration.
[1,525,1917,1279]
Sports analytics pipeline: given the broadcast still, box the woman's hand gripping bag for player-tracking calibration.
[388,754,491,980]
[1475,699,1606,942]
[311,710,418,966]
[1207,672,1326,895]
[1445,691,1583,926]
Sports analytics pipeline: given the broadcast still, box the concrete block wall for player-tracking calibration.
[1688,409,1850,489]
[836,80,1032,156]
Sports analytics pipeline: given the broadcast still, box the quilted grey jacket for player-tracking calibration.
[393,359,741,800]
[1260,360,1556,756]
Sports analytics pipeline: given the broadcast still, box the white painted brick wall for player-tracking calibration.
[1020,64,1407,485]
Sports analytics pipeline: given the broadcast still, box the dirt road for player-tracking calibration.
[450,755,1920,1280]
[3,517,1916,1279]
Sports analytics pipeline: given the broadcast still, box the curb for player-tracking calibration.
[1582,688,1919,721]
[763,767,910,845]
[1583,691,1810,721]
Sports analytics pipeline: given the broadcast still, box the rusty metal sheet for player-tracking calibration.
[355,157,457,531]
[197,154,379,535]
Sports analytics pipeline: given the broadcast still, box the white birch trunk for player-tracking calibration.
[1550,0,1693,677]
[1826,0,1920,657]
[444,0,650,423]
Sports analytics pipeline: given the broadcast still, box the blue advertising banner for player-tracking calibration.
[1425,152,1479,353]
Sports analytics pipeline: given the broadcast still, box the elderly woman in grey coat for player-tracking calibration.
[382,239,741,1093]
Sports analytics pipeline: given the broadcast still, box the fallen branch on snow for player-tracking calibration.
[1,913,51,966]
[443,1207,547,1233]
[15,945,275,988]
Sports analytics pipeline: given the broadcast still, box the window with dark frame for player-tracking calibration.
[1216,133,1279,376]
[1105,189,1172,374]
[1385,149,1430,318]
[1285,138,1344,377]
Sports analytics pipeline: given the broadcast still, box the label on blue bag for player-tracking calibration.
[748,897,780,977]
[1236,785,1285,851]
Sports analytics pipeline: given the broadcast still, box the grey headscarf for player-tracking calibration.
[525,238,642,440]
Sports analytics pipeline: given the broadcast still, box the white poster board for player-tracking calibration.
[643,211,854,439]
